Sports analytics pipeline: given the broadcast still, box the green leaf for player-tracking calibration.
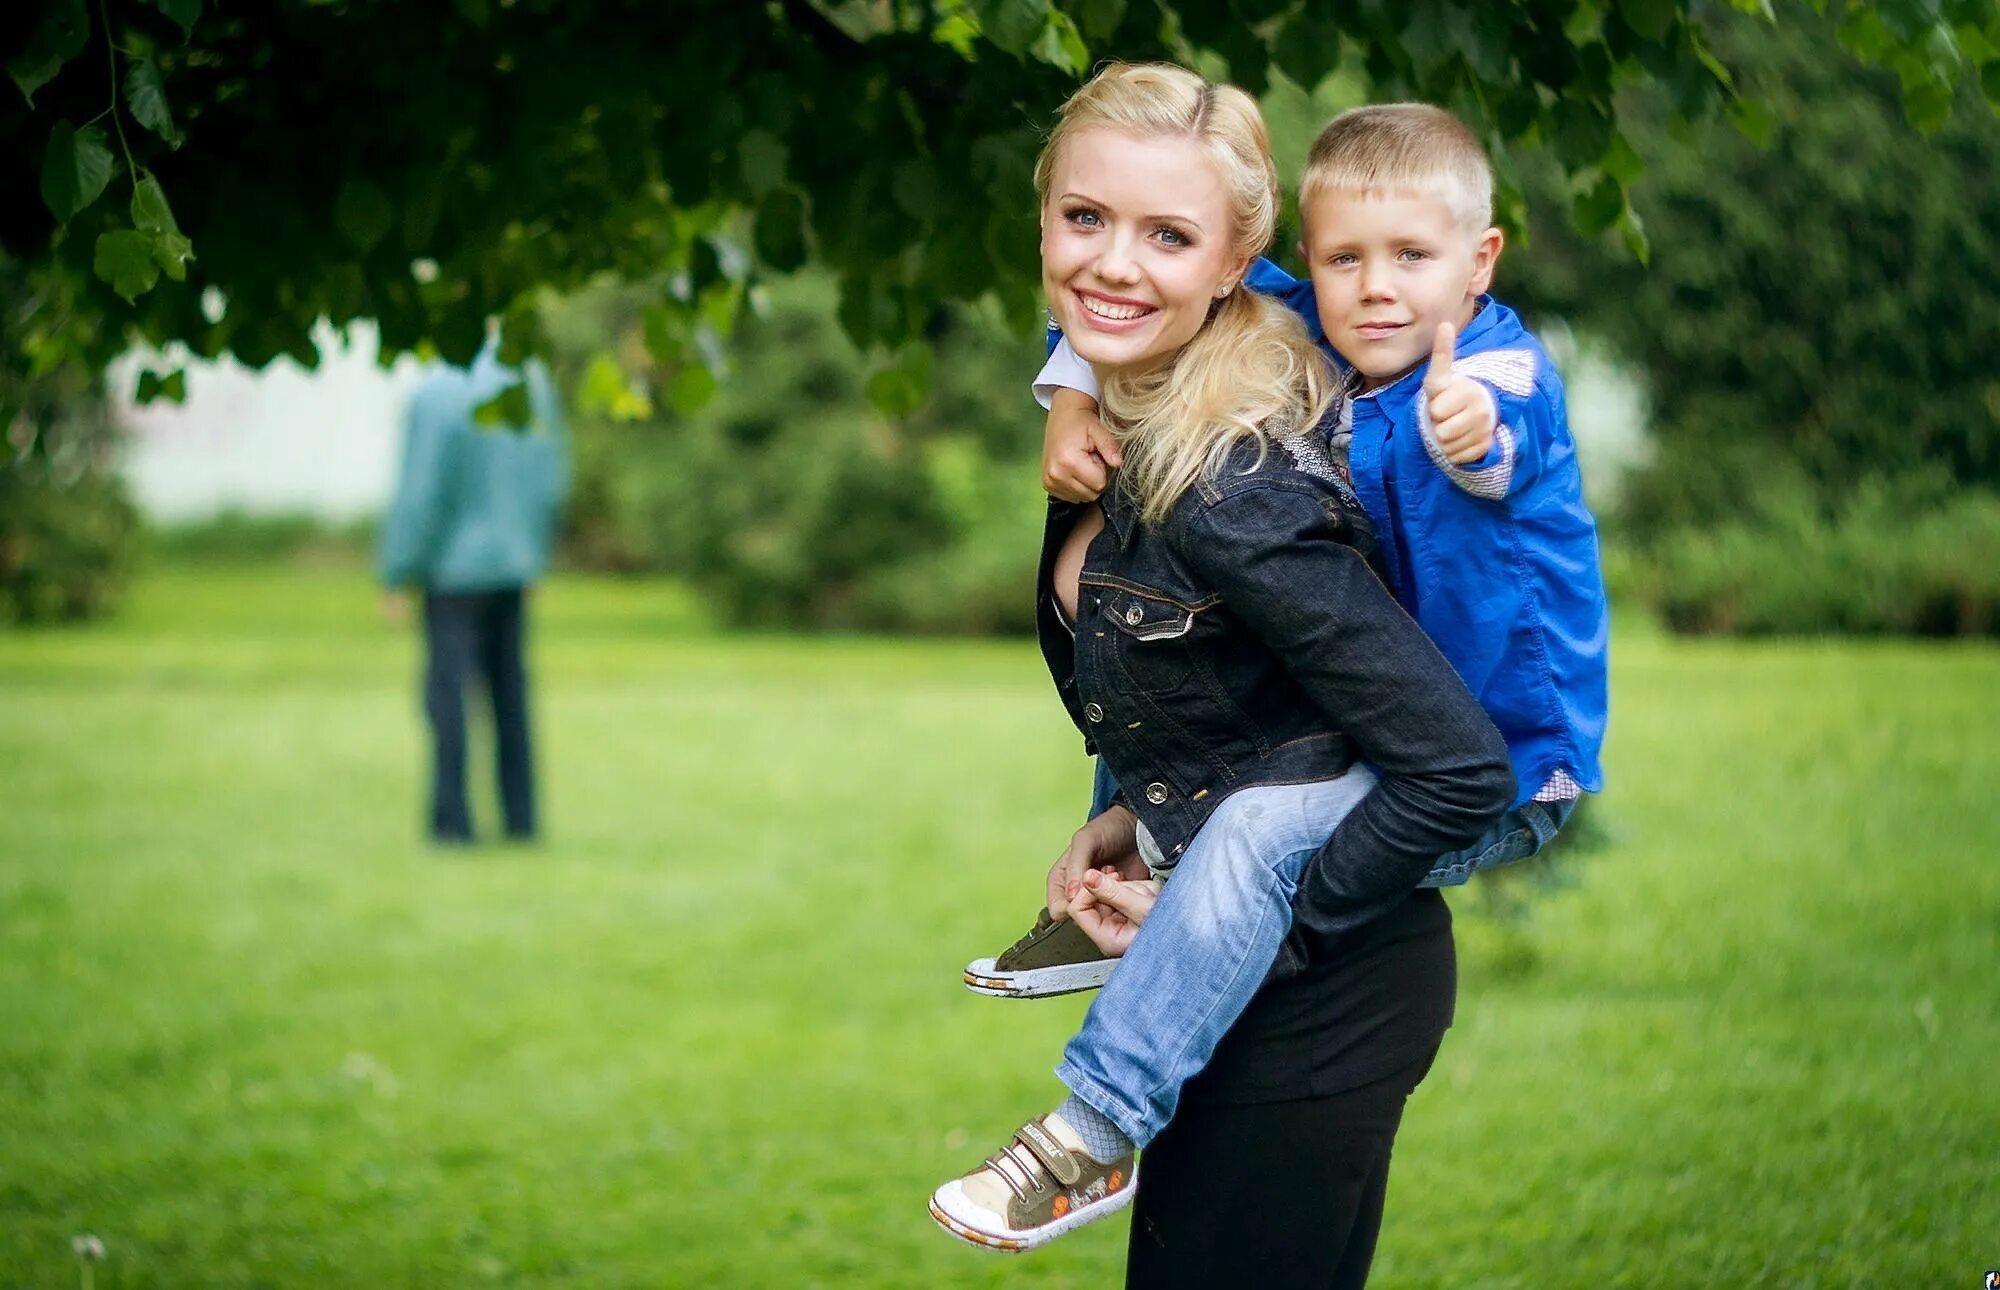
[1983,57,2000,105]
[1600,130,1646,184]
[1901,76,1956,133]
[578,354,631,416]
[150,229,195,280]
[1271,11,1342,89]
[42,122,116,222]
[1572,175,1626,237]
[667,364,719,414]
[644,300,692,368]
[891,158,938,221]
[1618,206,1650,264]
[145,0,201,34]
[1837,5,1896,61]
[865,342,934,417]
[932,13,980,58]
[1617,0,1678,42]
[1553,99,1615,169]
[1072,0,1126,43]
[974,0,1050,56]
[753,188,810,272]
[1032,9,1090,75]
[10,0,89,106]
[1726,96,1779,147]
[125,60,180,145]
[739,129,787,197]
[94,230,162,302]
[135,367,188,404]
[473,381,534,429]
[131,172,180,235]
[335,180,394,251]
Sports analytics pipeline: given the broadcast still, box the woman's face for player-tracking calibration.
[1041,127,1250,374]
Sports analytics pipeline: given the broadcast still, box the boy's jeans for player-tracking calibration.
[1057,769,1377,1148]
[1065,763,1581,1147]
[1086,757,1575,891]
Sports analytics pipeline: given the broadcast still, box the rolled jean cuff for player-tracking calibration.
[1054,1058,1155,1149]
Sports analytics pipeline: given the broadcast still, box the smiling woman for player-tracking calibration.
[927,63,1513,1290]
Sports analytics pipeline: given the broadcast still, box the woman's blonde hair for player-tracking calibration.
[1036,63,1336,524]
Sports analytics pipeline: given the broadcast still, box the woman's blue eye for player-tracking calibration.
[1156,226,1189,247]
[1398,248,1428,262]
[1066,208,1102,228]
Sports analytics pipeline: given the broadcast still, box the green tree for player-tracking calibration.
[1505,7,2000,541]
[6,0,1992,429]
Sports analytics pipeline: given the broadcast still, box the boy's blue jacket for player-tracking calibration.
[1045,258,1607,806]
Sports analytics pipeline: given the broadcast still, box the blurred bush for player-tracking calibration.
[549,274,1048,633]
[1,264,138,624]
[1644,486,2000,637]
[147,510,375,564]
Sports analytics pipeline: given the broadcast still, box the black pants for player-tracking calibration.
[422,587,536,841]
[1124,1049,1439,1290]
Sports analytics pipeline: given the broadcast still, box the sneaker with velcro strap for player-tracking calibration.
[928,1112,1136,1253]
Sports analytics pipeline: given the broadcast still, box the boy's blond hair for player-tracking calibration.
[1300,103,1494,235]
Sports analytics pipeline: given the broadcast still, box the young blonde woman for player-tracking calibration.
[927,64,1513,1287]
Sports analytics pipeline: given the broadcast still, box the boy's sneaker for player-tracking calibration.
[928,1113,1136,1253]
[962,909,1114,998]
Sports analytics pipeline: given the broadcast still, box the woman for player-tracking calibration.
[929,64,1512,1287]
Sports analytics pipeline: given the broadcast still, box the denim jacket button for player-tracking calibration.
[1125,604,1145,626]
[1145,781,1170,805]
[1084,702,1105,723]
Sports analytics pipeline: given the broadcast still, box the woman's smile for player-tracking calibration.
[1074,288,1158,328]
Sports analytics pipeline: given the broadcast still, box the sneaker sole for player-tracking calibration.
[927,1177,1136,1253]
[962,956,1116,999]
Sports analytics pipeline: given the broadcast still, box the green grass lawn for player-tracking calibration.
[2,564,1995,1288]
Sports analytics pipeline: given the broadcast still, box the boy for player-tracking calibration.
[965,102,1607,1002]
[933,103,1606,1253]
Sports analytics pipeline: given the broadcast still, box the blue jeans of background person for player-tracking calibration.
[1089,757,1577,889]
[1057,769,1377,1148]
[422,587,536,842]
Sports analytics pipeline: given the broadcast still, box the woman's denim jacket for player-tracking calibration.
[1036,436,1515,951]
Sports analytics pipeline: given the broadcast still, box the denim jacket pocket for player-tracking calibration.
[1099,587,1203,693]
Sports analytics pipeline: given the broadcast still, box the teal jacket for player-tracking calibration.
[376,344,569,592]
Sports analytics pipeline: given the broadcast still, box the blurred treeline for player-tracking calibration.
[545,273,1051,633]
[8,14,1997,635]
[1502,12,2000,636]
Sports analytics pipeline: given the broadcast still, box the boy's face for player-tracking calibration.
[1041,127,1253,374]
[1299,189,1502,390]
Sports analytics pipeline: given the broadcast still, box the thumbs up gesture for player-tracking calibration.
[1423,322,1497,465]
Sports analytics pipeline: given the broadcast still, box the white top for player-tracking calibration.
[1032,335,1099,410]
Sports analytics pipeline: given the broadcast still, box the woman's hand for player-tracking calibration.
[1070,869,1163,957]
[1047,803,1147,920]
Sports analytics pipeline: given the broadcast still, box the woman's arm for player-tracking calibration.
[1174,480,1514,950]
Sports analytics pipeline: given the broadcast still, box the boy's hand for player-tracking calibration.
[1069,871,1164,958]
[1424,322,1498,465]
[1046,803,1145,921]
[1042,388,1122,502]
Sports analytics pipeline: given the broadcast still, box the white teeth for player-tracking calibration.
[1081,296,1150,321]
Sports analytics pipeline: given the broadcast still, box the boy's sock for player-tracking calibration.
[1055,1091,1136,1164]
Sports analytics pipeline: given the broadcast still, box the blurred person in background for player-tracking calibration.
[377,338,568,845]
